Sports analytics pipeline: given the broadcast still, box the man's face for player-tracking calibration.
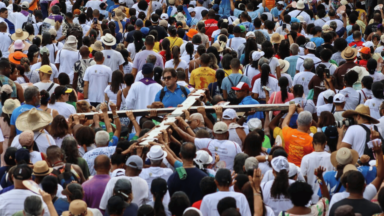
[191,11,195,17]
[277,4,283,10]
[188,117,200,129]
[163,71,177,88]
[235,90,246,99]
[0,10,8,18]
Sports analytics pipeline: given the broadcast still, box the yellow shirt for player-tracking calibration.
[224,69,243,76]
[190,67,216,89]
[166,37,184,49]
[154,42,160,53]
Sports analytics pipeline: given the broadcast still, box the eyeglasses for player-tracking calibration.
[163,76,172,80]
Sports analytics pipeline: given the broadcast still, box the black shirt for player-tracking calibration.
[104,202,138,216]
[365,23,379,36]
[329,198,381,216]
[124,30,140,43]
[149,25,168,40]
[315,43,337,57]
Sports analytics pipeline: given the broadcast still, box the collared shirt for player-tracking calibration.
[154,84,191,108]
[239,96,264,121]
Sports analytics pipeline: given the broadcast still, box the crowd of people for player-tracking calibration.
[0,0,384,215]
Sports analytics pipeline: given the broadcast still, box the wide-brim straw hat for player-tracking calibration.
[16,108,53,132]
[11,29,29,41]
[2,99,20,114]
[330,147,359,168]
[271,33,284,44]
[101,33,116,46]
[341,46,357,60]
[212,43,223,52]
[33,161,53,176]
[342,104,380,124]
[278,59,290,73]
[91,41,104,52]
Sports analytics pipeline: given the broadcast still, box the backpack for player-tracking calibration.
[227,75,243,105]
[359,125,384,159]
[159,86,188,101]
[51,163,80,188]
[65,22,83,47]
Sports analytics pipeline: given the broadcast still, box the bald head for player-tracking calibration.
[94,155,111,172]
[46,146,63,163]
[80,46,90,57]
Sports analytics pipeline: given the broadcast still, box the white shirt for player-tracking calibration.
[343,124,384,156]
[320,62,337,76]
[164,59,188,70]
[139,166,173,202]
[252,76,280,99]
[127,43,138,60]
[227,37,246,51]
[0,32,11,58]
[261,179,295,216]
[200,191,251,216]
[7,5,36,30]
[358,88,373,101]
[85,0,102,10]
[101,49,125,72]
[293,71,315,96]
[377,116,384,134]
[243,65,260,84]
[314,17,330,27]
[300,151,334,203]
[34,81,60,95]
[99,176,149,210]
[275,24,291,36]
[317,103,333,117]
[261,164,305,184]
[55,49,81,84]
[268,57,280,77]
[324,19,344,32]
[45,43,59,64]
[48,102,76,119]
[193,6,208,21]
[83,146,116,176]
[83,64,112,103]
[0,189,50,216]
[30,62,59,82]
[81,24,90,37]
[194,138,242,170]
[296,54,321,72]
[11,131,56,154]
[365,97,384,119]
[288,97,317,114]
[339,87,364,110]
[125,80,162,110]
[288,10,310,23]
[281,73,293,88]
[104,84,125,106]
[370,72,384,82]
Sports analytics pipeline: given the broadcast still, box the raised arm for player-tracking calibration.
[370,140,384,190]
[126,111,141,137]
[282,103,296,129]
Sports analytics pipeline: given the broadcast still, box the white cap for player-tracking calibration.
[277,1,284,5]
[246,32,255,37]
[271,156,289,172]
[21,1,29,8]
[188,7,195,13]
[247,118,262,131]
[193,150,213,169]
[340,0,348,5]
[189,0,197,6]
[288,163,298,178]
[323,89,335,100]
[160,13,169,20]
[333,93,346,103]
[244,157,259,171]
[213,122,228,134]
[252,51,265,61]
[110,168,125,177]
[363,41,374,48]
[222,109,238,120]
[147,145,167,160]
[305,42,316,50]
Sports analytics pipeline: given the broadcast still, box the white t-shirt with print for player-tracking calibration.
[83,64,112,103]
[365,97,384,119]
[200,191,251,216]
[342,124,384,156]
[48,102,76,119]
[261,179,295,216]
[252,76,280,99]
[101,49,125,72]
[164,59,188,70]
[293,71,315,96]
[339,87,364,110]
[55,49,81,84]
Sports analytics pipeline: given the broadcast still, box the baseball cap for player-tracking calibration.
[160,13,169,20]
[21,1,29,9]
[333,93,345,103]
[212,4,219,10]
[244,157,259,172]
[233,26,241,33]
[324,125,338,141]
[13,164,32,180]
[363,41,374,48]
[188,7,195,13]
[40,46,49,55]
[305,42,316,50]
[323,89,335,100]
[15,148,30,164]
[135,19,144,27]
[222,109,238,120]
[288,163,297,178]
[140,27,150,36]
[19,130,34,146]
[215,168,232,185]
[113,179,132,199]
[193,150,213,169]
[359,47,370,55]
[271,156,289,172]
[39,65,53,74]
[252,51,264,61]
[231,82,251,91]
[239,25,246,33]
[247,118,262,131]
[246,32,255,37]
[277,1,284,4]
[213,122,228,134]
[125,155,143,170]
[142,63,154,75]
[110,168,125,177]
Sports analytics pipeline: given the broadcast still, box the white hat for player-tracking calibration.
[188,7,195,13]
[232,18,240,26]
[322,24,332,33]
[247,118,262,131]
[340,0,348,5]
[363,41,374,48]
[252,51,264,61]
[333,93,346,103]
[21,1,29,9]
[323,89,335,100]
[213,122,228,134]
[66,35,78,44]
[297,15,305,22]
[160,13,169,20]
[350,66,369,83]
[222,109,238,120]
[271,156,289,172]
[110,168,125,177]
[147,145,167,160]
[189,1,197,6]
[15,108,53,132]
[277,1,284,5]
[278,59,290,73]
[101,33,116,46]
[175,12,186,22]
[288,163,298,178]
[244,157,259,171]
[246,32,255,37]
[305,42,316,50]
[296,0,305,9]
[2,99,20,115]
[193,150,213,169]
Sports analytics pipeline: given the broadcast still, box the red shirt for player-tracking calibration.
[204,19,218,40]
[251,74,276,87]
[192,200,202,209]
[349,41,364,50]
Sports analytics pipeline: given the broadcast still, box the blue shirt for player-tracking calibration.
[318,170,345,199]
[285,55,300,79]
[358,165,376,184]
[270,7,282,18]
[310,37,325,47]
[154,85,191,108]
[238,21,255,31]
[54,198,70,216]
[221,73,251,93]
[10,104,37,135]
[239,96,264,120]
[346,35,365,44]
[234,9,258,21]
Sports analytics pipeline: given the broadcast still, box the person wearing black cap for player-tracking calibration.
[0,164,50,215]
[104,179,138,216]
[106,196,127,216]
[200,168,251,216]
[149,13,167,40]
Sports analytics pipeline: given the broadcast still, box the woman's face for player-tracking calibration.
[33,52,39,64]
[61,93,70,102]
[10,67,18,81]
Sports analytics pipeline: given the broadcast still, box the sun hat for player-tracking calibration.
[49,28,57,37]
[194,150,213,169]
[147,145,167,160]
[322,24,331,33]
[101,33,116,46]
[9,51,27,65]
[244,157,259,172]
[14,40,25,50]
[188,7,195,13]
[222,109,238,120]
[66,35,78,44]
[278,59,290,73]
[213,121,228,134]
[305,42,316,50]
[91,41,104,52]
[1,84,13,95]
[341,46,357,60]
[33,161,53,177]
[333,93,345,103]
[342,104,380,124]
[296,0,305,9]
[21,1,29,9]
[19,130,34,147]
[15,108,53,132]
[330,147,359,168]
[62,200,93,216]
[231,82,251,91]
[125,155,143,170]
[2,99,20,115]
[212,43,223,52]
[160,13,169,20]
[114,8,125,21]
[39,65,52,74]
[73,9,81,15]
[247,118,262,131]
[175,12,186,22]
[271,156,289,172]
[252,51,264,61]
[359,47,370,55]
[159,20,168,27]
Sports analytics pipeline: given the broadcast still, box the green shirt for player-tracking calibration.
[262,135,271,148]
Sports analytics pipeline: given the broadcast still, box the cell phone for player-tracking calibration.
[324,68,330,78]
[93,17,98,24]
[111,11,115,18]
[282,23,286,30]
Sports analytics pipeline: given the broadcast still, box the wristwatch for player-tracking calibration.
[265,155,269,162]
[185,126,190,130]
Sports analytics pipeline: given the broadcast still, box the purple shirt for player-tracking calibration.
[82,174,111,211]
[132,50,164,71]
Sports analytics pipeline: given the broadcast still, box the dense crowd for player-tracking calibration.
[0,0,384,215]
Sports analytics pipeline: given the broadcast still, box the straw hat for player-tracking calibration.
[330,147,359,168]
[91,41,104,52]
[2,99,20,115]
[175,12,186,22]
[62,200,93,216]
[342,104,379,124]
[33,161,53,176]
[278,59,290,73]
[296,0,305,9]
[341,46,357,60]
[114,8,125,21]
[101,33,116,46]
[15,108,53,132]
[181,20,189,30]
[212,42,223,52]
[271,33,284,44]
[11,29,29,41]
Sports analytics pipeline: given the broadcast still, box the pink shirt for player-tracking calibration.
[268,91,294,116]
[50,0,59,7]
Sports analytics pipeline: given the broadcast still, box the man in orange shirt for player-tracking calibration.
[282,103,313,167]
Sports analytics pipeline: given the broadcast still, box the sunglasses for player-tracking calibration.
[163,76,172,80]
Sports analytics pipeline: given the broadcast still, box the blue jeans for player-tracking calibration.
[40,2,49,19]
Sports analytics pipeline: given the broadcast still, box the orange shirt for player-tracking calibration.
[282,127,313,167]
[29,0,38,11]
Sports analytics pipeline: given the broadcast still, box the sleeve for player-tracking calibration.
[55,51,61,64]
[10,82,17,98]
[251,80,258,93]
[240,195,252,216]
[125,86,136,110]
[99,181,113,210]
[83,69,89,81]
[194,138,211,149]
[154,90,161,102]
[117,52,125,66]
[300,156,308,176]
[295,59,301,71]
[10,110,16,126]
[341,127,355,146]
[132,54,139,69]
[52,65,59,78]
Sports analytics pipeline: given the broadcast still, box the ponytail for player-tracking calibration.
[278,77,289,102]
[1,92,9,106]
[49,92,57,104]
[270,169,289,199]
[162,39,172,61]
[172,46,180,68]
[153,193,166,216]
[260,64,270,87]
